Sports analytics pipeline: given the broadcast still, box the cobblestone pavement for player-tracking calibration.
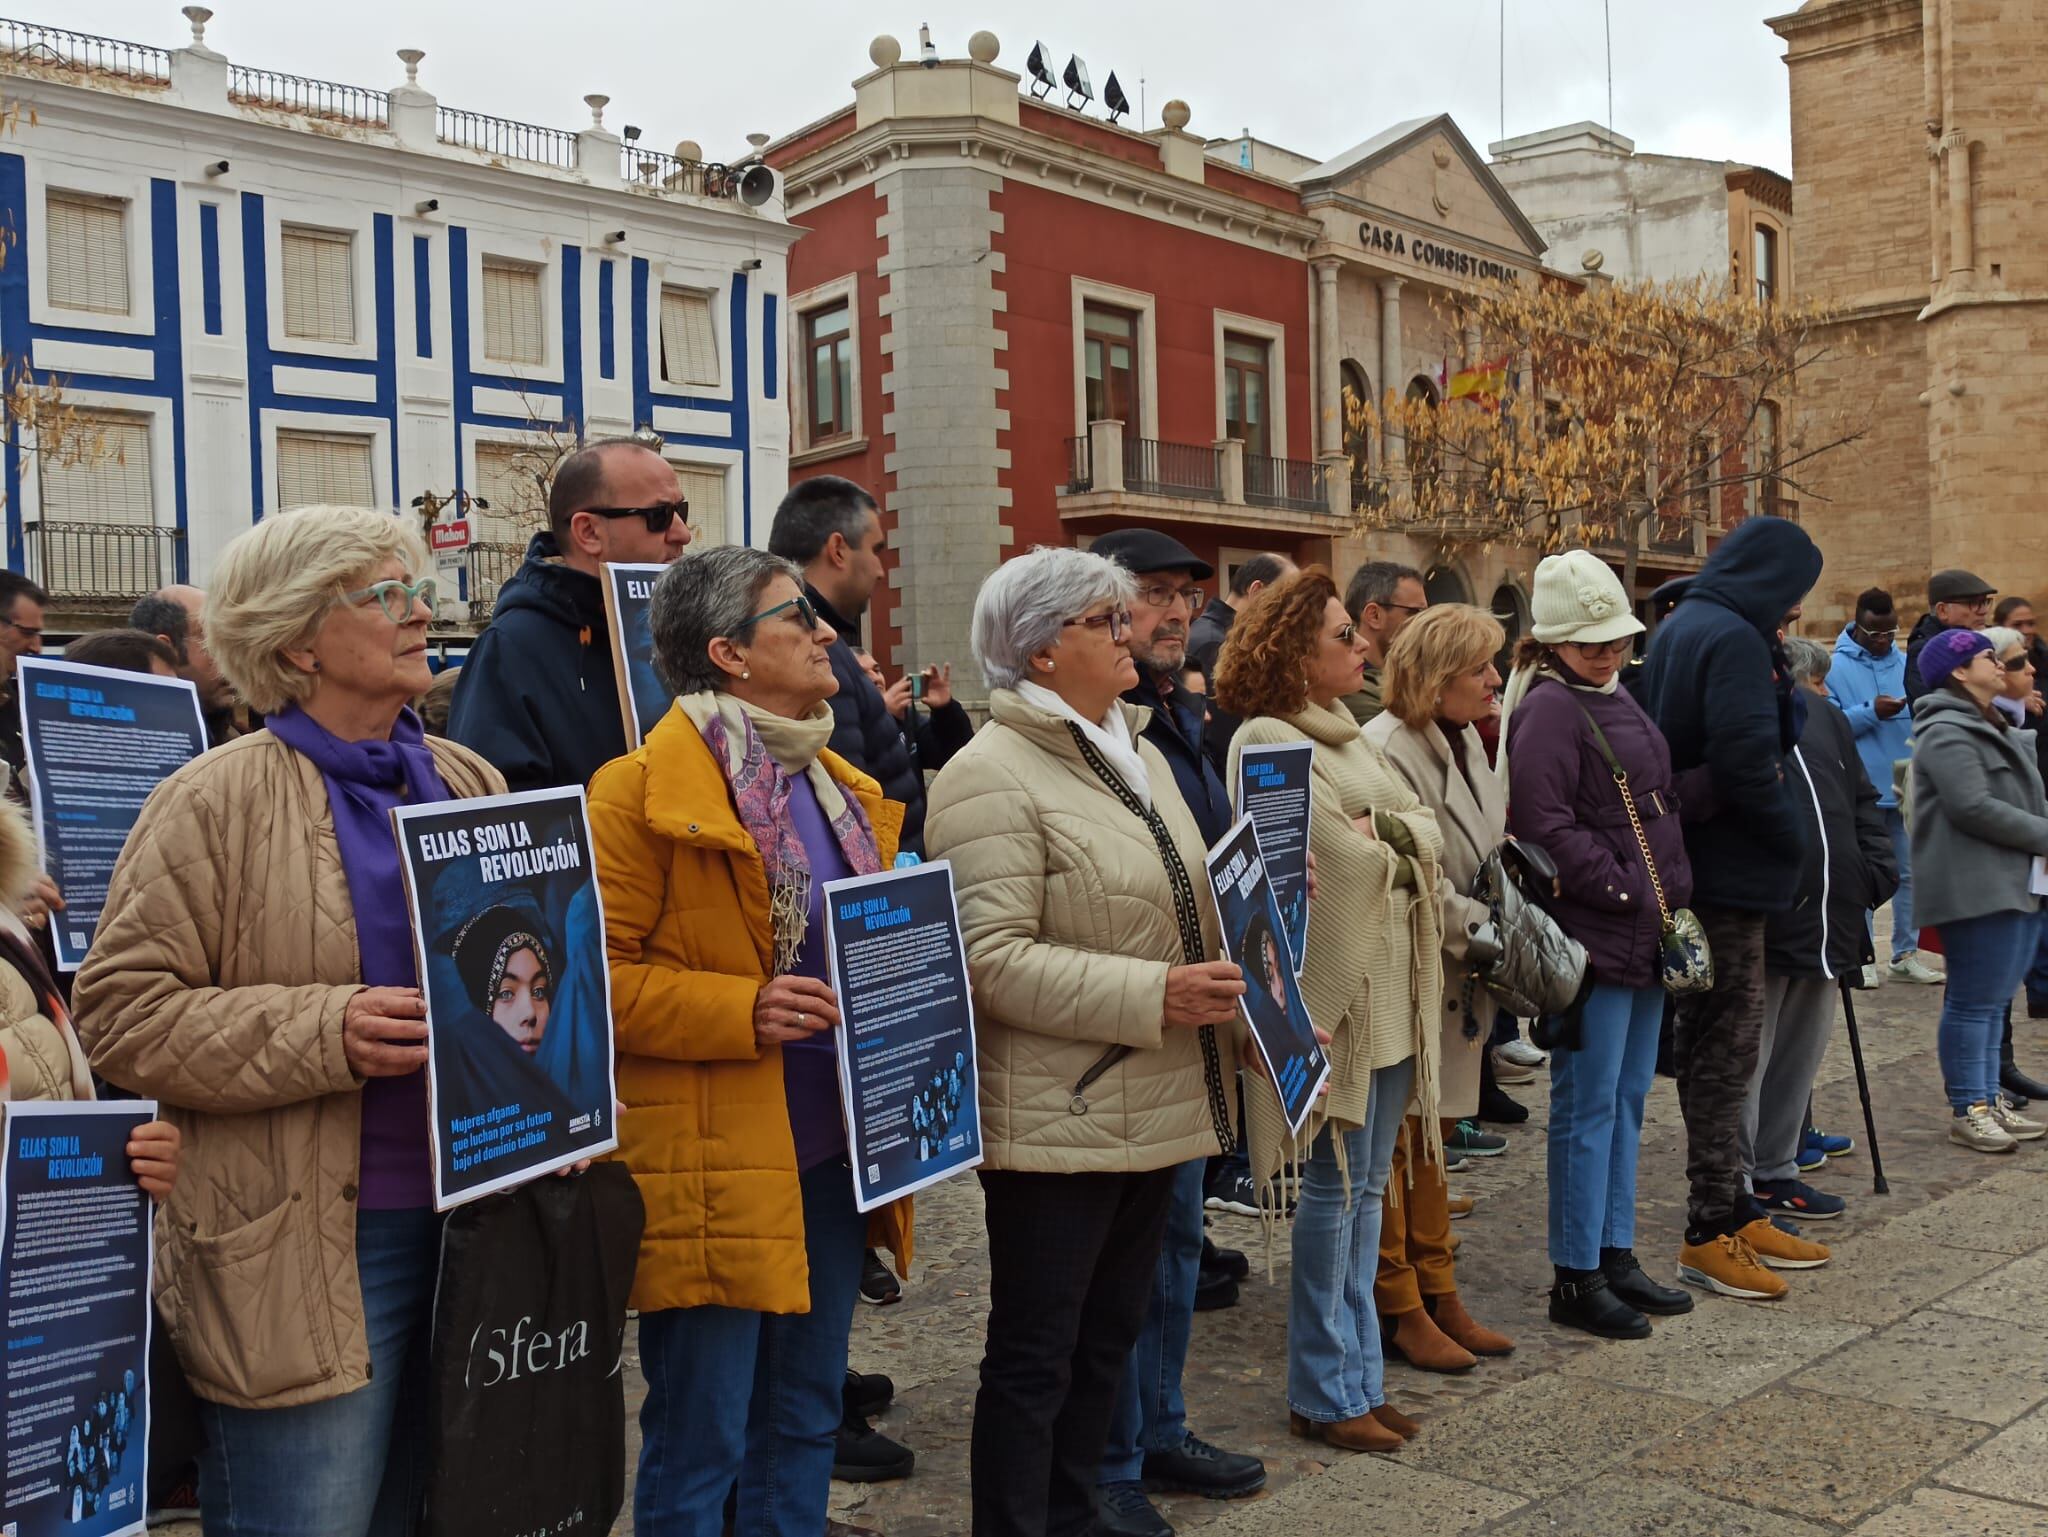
[159,954,2048,1535]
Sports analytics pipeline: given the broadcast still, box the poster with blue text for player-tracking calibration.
[601,563,671,749]
[1234,741,1313,975]
[393,787,619,1210]
[824,862,982,1213]
[1206,815,1330,1137]
[16,658,207,971]
[1,1099,157,1537]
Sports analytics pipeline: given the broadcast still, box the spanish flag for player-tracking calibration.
[1447,357,1510,410]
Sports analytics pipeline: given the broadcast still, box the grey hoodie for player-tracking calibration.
[1908,689,2048,928]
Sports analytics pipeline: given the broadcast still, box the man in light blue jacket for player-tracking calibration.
[1829,588,1941,982]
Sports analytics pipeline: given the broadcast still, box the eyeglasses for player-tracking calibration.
[1947,595,1995,611]
[1134,582,1206,611]
[584,499,689,534]
[1854,624,1898,641]
[1377,601,1427,618]
[2003,655,2033,674]
[737,594,823,634]
[1568,638,1634,660]
[2,618,43,641]
[1332,623,1358,643]
[1062,608,1132,643]
[343,577,437,623]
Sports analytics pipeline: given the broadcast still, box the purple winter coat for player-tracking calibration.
[1506,677,1695,990]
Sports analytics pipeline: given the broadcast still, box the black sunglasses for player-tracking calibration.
[585,498,689,534]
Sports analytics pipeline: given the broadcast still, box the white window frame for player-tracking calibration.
[665,453,741,549]
[478,257,549,368]
[464,427,561,546]
[466,234,561,383]
[789,273,862,460]
[25,396,171,529]
[643,261,732,402]
[1212,310,1290,457]
[257,409,390,517]
[658,285,721,390]
[278,225,359,347]
[261,197,376,363]
[1070,277,1158,442]
[28,164,153,338]
[273,425,380,513]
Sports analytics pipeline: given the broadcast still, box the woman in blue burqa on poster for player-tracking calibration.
[427,867,613,1141]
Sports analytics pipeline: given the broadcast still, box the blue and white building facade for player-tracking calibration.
[1,13,796,626]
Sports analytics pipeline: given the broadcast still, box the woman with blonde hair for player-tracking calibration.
[1215,566,1442,1455]
[74,507,503,1535]
[1361,604,1516,1373]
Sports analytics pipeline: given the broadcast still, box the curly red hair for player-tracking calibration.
[1213,567,1340,720]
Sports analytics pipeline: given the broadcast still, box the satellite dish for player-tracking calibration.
[1025,40,1056,98]
[1103,71,1130,123]
[1062,54,1093,111]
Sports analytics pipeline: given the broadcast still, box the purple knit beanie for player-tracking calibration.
[1918,627,1994,690]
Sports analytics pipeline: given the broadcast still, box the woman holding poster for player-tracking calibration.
[1215,567,1444,1455]
[587,544,911,1537]
[73,507,505,1537]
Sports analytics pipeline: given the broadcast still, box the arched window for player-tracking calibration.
[1340,361,1373,483]
[1407,376,1442,508]
[1424,563,1470,608]
[1490,581,1528,674]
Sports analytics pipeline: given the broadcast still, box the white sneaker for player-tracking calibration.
[1498,1038,1548,1068]
[1889,955,1945,985]
[1993,1097,2048,1141]
[1952,1103,2019,1153]
[1850,963,1881,991]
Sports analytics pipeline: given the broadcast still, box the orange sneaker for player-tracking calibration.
[1677,1232,1789,1300]
[1737,1217,1831,1271]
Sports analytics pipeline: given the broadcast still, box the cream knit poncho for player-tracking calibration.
[1230,701,1445,1211]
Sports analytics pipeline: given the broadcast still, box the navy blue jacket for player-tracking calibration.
[1126,671,1233,848]
[808,585,973,858]
[448,532,628,793]
[1643,517,1824,911]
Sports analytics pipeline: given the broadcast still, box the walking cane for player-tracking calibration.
[1836,976,1890,1195]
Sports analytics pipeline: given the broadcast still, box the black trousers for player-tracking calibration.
[971,1166,1178,1537]
[1673,904,1769,1236]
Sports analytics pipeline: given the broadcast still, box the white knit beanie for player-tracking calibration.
[1529,550,1646,646]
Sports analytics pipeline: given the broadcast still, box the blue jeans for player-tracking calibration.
[198,1207,443,1537]
[1938,910,2039,1112]
[1547,984,1664,1269]
[1878,807,1917,961]
[634,1158,866,1537]
[1098,1158,1204,1484]
[1286,1058,1413,1423]
[2028,908,2048,1004]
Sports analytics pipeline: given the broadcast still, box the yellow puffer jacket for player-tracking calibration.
[72,730,504,1409]
[0,798,91,1100]
[588,707,911,1315]
[924,689,1235,1174]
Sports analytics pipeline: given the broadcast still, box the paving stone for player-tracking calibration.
[1775,1234,2008,1328]
[1197,1457,1525,1536]
[1554,1293,1866,1405]
[1480,1471,1836,1537]
[1849,1487,2048,1535]
[1936,1403,2048,1509]
[1867,1168,2048,1256]
[1928,1250,2048,1330]
[1632,1386,1988,1526]
[1402,1374,1712,1496]
[1792,1308,2048,1426]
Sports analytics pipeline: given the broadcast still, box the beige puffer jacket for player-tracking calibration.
[0,798,92,1100]
[924,688,1236,1174]
[72,729,502,1410]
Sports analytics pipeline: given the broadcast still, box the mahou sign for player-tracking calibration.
[1359,220,1521,284]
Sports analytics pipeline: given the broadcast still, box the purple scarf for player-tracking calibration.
[267,702,452,1209]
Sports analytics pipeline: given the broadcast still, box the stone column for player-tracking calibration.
[1313,259,1344,458]
[1944,131,1973,275]
[1378,277,1405,469]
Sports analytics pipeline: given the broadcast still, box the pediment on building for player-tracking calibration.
[1298,114,1547,262]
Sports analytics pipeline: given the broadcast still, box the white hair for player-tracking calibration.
[1982,625,2026,660]
[1783,634,1831,686]
[970,546,1136,690]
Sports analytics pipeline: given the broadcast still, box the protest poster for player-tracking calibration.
[392,787,619,1209]
[823,861,982,1212]
[599,563,671,749]
[1234,741,1313,975]
[16,658,207,971]
[1205,816,1331,1137]
[1,1100,156,1537]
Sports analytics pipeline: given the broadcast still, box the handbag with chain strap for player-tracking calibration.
[1571,700,1714,996]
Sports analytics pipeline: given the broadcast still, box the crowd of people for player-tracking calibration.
[3,452,2047,1537]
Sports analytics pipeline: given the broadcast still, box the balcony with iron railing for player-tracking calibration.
[228,65,389,125]
[0,16,169,85]
[1060,421,1347,532]
[1244,452,1327,514]
[23,522,184,608]
[463,541,527,622]
[436,106,575,170]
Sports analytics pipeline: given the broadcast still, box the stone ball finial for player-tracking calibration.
[181,6,212,46]
[870,34,902,68]
[1581,248,1606,273]
[968,30,1000,64]
[584,93,609,128]
[397,48,425,86]
[676,139,704,162]
[1162,99,1192,132]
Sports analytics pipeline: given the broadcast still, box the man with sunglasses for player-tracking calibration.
[0,570,49,808]
[1828,588,1939,984]
[1904,568,1996,704]
[1186,553,1295,780]
[1339,560,1427,727]
[1083,528,1265,1537]
[450,438,690,792]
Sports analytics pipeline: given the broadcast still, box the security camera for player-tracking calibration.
[204,160,230,177]
[603,229,627,245]
[414,198,440,215]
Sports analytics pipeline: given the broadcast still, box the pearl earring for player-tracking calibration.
[1046,661,1057,673]
[741,668,751,680]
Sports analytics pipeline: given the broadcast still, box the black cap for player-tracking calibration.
[1928,568,1995,604]
[1088,528,1213,580]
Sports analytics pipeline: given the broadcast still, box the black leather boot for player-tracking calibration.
[1601,1246,1694,1316]
[1548,1267,1651,1340]
[2001,1007,2048,1105]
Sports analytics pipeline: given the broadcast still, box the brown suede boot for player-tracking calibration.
[1290,1410,1404,1453]
[1388,1305,1478,1373]
[1428,1291,1515,1357]
[1370,1402,1420,1439]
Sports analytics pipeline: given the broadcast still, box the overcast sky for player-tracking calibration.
[64,1,1795,174]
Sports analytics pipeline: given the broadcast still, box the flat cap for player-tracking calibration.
[1088,528,1214,580]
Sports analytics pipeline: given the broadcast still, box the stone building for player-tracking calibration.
[1769,0,2048,627]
